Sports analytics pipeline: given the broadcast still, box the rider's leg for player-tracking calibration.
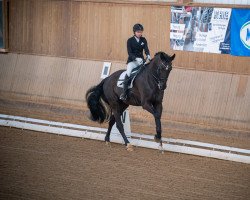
[120,61,137,100]
[126,61,137,77]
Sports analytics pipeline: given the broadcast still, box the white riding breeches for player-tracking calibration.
[126,61,140,77]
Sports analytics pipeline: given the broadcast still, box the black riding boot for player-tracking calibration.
[120,75,130,101]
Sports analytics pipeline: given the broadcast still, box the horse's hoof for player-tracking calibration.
[159,144,164,153]
[154,135,162,143]
[126,143,133,151]
[105,141,111,147]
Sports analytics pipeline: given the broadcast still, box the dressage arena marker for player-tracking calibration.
[0,114,249,164]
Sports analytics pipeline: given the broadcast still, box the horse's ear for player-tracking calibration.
[171,54,176,61]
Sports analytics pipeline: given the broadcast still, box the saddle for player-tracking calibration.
[117,64,144,89]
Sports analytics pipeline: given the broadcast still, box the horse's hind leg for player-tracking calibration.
[113,110,133,151]
[105,115,115,144]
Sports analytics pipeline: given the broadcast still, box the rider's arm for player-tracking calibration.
[127,39,136,61]
[143,38,150,57]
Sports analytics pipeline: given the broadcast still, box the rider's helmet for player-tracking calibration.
[133,23,144,33]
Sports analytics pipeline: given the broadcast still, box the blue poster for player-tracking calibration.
[231,9,250,57]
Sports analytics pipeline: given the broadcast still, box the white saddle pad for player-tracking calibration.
[117,71,134,89]
[117,66,142,89]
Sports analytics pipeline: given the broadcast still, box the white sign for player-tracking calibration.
[204,8,231,53]
[193,32,208,48]
[170,32,184,40]
[101,62,111,79]
[170,23,185,31]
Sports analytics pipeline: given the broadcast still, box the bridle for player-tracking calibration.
[152,60,172,90]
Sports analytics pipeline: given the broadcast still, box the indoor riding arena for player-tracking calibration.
[0,0,249,200]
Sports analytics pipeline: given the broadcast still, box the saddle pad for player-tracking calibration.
[117,66,141,89]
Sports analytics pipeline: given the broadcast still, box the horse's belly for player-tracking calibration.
[128,91,141,106]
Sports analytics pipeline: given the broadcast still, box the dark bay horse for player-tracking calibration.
[86,52,175,151]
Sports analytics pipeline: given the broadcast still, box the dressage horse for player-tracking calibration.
[86,52,175,151]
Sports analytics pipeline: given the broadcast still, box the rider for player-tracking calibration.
[120,23,151,101]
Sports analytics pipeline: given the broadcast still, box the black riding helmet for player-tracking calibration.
[133,23,144,32]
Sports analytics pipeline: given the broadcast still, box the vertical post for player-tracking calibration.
[0,0,9,52]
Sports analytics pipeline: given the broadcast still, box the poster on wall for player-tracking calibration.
[230,9,250,57]
[170,6,232,54]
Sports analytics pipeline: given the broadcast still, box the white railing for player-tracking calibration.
[0,114,249,164]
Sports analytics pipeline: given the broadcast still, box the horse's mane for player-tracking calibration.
[154,51,165,57]
[144,51,173,67]
[154,51,173,61]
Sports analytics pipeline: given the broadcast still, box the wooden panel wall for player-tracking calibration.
[0,53,249,131]
[9,0,250,75]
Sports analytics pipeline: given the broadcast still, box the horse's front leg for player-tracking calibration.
[142,101,162,142]
[153,103,163,143]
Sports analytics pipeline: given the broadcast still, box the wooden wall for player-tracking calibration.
[0,53,249,132]
[9,0,250,74]
[1,0,249,134]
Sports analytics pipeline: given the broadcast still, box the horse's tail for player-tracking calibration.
[85,79,111,123]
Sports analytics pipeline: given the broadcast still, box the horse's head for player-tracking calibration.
[152,52,175,90]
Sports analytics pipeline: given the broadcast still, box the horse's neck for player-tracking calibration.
[141,60,158,89]
[144,59,157,77]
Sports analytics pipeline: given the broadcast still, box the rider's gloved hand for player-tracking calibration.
[135,57,143,65]
[146,55,151,61]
